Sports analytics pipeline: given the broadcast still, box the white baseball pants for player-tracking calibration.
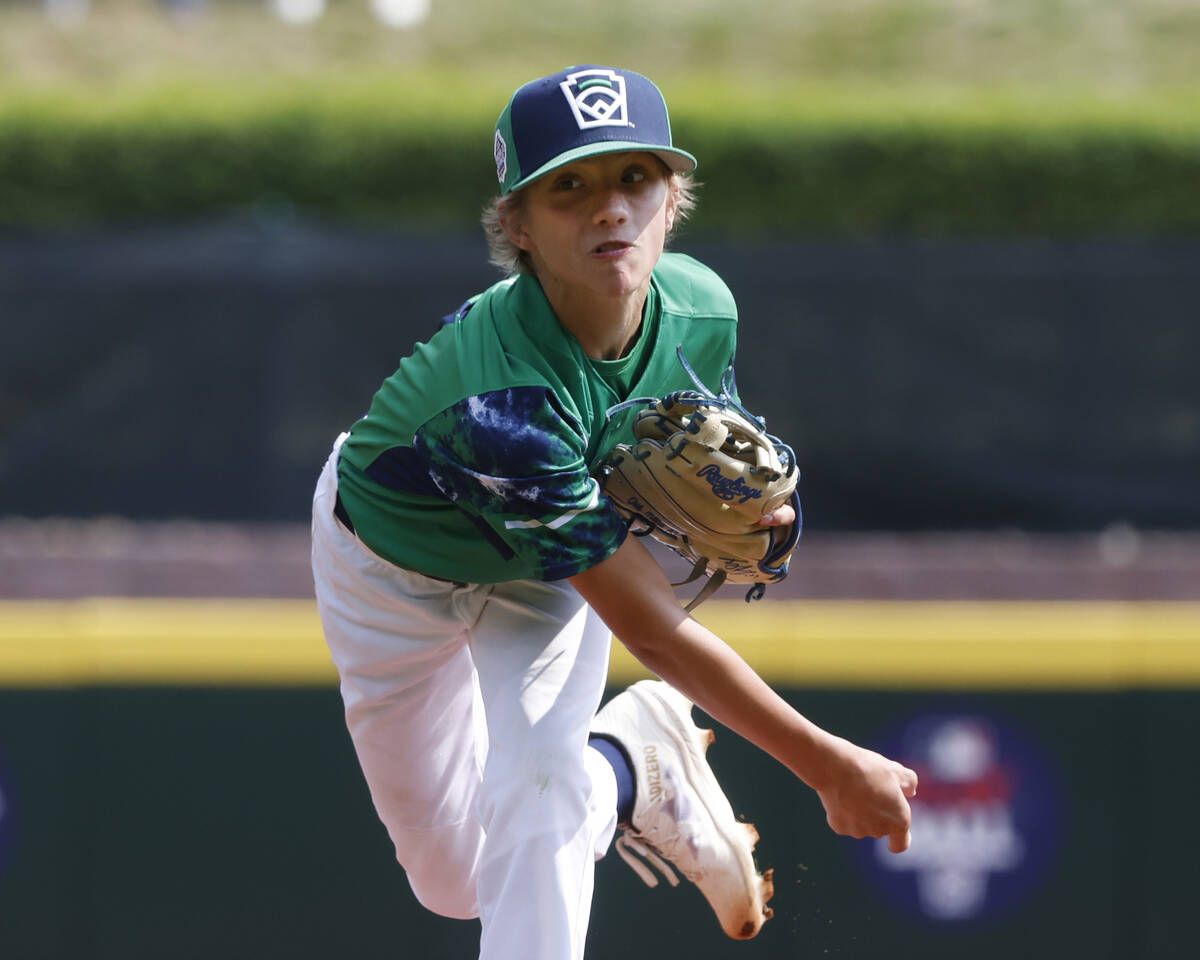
[311,437,619,960]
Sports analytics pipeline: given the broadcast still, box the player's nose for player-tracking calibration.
[592,186,630,225]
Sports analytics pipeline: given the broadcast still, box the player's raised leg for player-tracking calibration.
[311,440,492,918]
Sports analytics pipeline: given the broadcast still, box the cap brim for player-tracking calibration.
[507,141,697,194]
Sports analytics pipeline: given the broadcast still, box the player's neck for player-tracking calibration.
[540,280,649,361]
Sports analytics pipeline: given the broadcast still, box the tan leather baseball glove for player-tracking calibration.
[601,351,802,611]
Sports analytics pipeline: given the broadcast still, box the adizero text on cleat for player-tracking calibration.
[592,680,774,939]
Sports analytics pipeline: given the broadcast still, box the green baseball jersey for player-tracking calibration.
[335,252,739,584]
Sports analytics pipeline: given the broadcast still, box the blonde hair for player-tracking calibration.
[480,170,699,276]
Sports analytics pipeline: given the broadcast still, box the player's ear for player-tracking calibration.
[498,194,535,252]
[664,177,680,233]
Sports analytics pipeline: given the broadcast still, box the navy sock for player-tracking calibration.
[588,734,636,825]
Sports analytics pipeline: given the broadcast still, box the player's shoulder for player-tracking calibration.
[448,273,563,348]
[444,274,520,329]
[652,252,737,323]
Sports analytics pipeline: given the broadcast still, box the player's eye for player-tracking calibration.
[622,167,648,184]
[554,174,583,191]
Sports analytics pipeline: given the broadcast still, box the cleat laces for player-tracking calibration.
[614,834,681,888]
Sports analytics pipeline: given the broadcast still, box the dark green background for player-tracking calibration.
[0,685,1192,958]
[2,227,1198,534]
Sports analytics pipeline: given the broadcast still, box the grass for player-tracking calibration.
[1,0,1198,102]
[3,0,1198,234]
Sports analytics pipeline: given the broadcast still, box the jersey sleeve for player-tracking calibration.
[411,385,628,580]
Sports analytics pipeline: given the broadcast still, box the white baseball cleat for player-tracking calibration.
[592,680,775,939]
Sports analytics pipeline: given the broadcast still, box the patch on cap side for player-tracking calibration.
[494,129,508,184]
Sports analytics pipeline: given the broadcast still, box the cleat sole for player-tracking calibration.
[743,821,760,849]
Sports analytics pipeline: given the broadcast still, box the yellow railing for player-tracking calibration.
[1,599,1197,689]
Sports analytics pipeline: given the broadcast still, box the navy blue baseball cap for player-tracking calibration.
[494,66,697,195]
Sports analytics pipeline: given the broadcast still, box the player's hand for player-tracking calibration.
[813,737,918,853]
[757,502,796,527]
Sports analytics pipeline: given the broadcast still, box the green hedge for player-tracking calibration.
[2,81,1198,235]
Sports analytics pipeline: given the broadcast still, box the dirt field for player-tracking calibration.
[2,518,1197,601]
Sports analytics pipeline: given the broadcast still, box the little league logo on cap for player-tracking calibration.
[559,68,630,129]
[493,65,697,194]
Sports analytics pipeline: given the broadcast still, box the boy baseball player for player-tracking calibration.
[311,65,916,960]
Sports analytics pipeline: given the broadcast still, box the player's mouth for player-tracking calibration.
[592,240,633,257]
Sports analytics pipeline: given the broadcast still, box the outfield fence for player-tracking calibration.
[0,590,1197,958]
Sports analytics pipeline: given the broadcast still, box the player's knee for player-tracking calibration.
[407,872,480,920]
[391,822,484,919]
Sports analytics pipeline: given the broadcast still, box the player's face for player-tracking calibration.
[507,151,677,303]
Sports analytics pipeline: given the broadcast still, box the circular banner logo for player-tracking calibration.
[0,749,13,879]
[853,710,1063,924]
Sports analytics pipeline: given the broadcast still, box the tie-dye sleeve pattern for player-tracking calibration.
[411,386,628,580]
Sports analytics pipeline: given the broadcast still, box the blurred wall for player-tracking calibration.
[2,219,1197,532]
[0,682,1194,959]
